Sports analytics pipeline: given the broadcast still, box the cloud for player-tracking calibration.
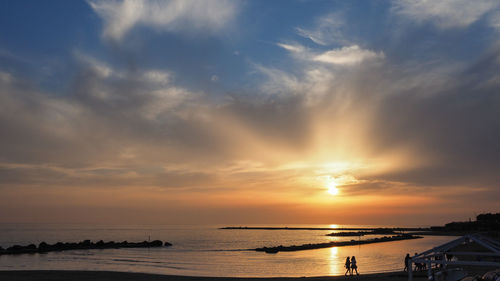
[88,0,238,41]
[489,10,500,28]
[143,70,171,85]
[392,0,500,29]
[253,64,303,96]
[0,71,12,83]
[276,43,306,53]
[276,43,384,68]
[0,48,32,64]
[313,45,384,65]
[74,51,114,78]
[295,12,347,46]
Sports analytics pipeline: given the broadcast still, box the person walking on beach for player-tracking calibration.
[351,256,359,275]
[344,256,351,276]
[404,253,410,271]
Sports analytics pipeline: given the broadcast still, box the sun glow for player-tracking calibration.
[326,180,339,195]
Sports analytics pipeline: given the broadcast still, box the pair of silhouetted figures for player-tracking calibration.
[404,253,427,272]
[344,256,359,276]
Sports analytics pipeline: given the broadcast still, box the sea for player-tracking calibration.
[0,224,456,277]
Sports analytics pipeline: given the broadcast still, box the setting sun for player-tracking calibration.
[326,180,339,196]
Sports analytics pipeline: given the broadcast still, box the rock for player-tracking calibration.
[53,242,64,250]
[150,240,163,247]
[265,248,279,254]
[7,245,23,251]
[38,242,50,252]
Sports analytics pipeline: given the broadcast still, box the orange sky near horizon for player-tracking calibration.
[0,71,497,225]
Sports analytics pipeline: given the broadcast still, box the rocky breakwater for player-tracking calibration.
[255,234,422,254]
[0,239,173,255]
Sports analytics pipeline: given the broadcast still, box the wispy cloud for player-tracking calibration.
[88,0,239,41]
[74,51,114,78]
[313,45,384,65]
[489,10,500,28]
[392,0,500,29]
[0,71,12,83]
[295,12,347,46]
[276,42,384,67]
[276,43,306,53]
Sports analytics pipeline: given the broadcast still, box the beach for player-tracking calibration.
[0,270,426,281]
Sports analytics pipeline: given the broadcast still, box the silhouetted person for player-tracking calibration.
[351,256,359,275]
[414,252,419,271]
[344,256,351,276]
[404,253,410,272]
[413,252,425,271]
[435,254,443,268]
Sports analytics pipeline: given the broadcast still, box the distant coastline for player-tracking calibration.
[221,226,427,231]
[222,212,500,237]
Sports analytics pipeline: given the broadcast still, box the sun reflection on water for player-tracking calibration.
[329,247,344,276]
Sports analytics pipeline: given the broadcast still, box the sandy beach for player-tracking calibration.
[0,270,427,281]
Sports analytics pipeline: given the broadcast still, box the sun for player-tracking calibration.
[326,180,339,196]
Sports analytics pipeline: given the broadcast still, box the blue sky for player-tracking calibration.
[0,0,499,225]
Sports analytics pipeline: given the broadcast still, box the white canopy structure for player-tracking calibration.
[408,234,500,281]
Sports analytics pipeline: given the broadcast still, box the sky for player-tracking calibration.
[0,0,499,226]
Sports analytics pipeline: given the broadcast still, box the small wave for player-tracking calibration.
[204,249,250,252]
[112,258,144,263]
[111,258,166,264]
[110,259,187,270]
[111,258,177,265]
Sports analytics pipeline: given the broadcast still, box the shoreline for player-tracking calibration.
[0,270,427,281]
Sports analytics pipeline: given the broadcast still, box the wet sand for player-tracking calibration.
[0,270,427,281]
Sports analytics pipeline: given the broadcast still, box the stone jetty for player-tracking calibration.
[255,234,422,253]
[0,240,172,255]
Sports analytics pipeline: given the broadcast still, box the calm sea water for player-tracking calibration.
[0,224,456,277]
